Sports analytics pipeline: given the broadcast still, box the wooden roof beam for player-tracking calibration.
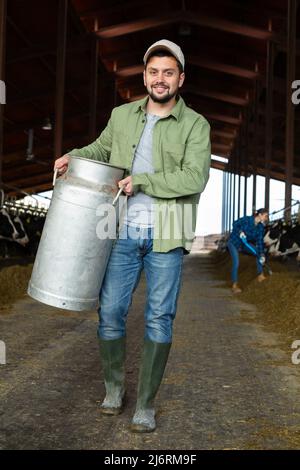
[182,85,248,107]
[8,82,89,105]
[185,12,276,41]
[212,143,233,152]
[79,0,153,18]
[126,94,242,127]
[125,85,248,107]
[3,162,53,180]
[116,65,144,78]
[6,181,53,196]
[211,130,237,140]
[2,134,88,165]
[188,56,258,80]
[210,161,300,186]
[4,171,53,188]
[211,160,227,172]
[116,58,258,80]
[95,11,278,41]
[7,37,90,64]
[203,112,241,126]
[95,13,179,38]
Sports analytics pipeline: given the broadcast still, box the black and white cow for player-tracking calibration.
[0,208,19,240]
[12,215,29,246]
[264,220,300,262]
[0,208,31,258]
[20,213,45,255]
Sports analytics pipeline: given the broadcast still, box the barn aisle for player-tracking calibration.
[1,254,300,450]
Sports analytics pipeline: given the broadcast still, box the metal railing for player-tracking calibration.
[0,187,48,216]
[269,200,300,223]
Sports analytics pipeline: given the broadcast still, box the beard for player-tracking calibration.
[148,85,178,103]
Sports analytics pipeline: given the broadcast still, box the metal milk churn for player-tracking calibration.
[27,156,125,311]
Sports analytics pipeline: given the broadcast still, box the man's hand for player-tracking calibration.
[54,154,70,175]
[259,256,266,265]
[118,176,134,196]
[239,231,246,239]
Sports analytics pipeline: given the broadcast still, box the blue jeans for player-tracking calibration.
[97,224,184,343]
[227,240,263,283]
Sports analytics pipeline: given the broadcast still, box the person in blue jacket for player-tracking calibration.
[227,208,269,293]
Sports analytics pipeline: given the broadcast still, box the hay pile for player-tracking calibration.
[0,264,33,309]
[211,251,300,342]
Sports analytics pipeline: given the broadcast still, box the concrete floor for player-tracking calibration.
[1,254,300,450]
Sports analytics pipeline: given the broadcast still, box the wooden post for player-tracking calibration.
[89,34,99,142]
[229,159,233,226]
[54,0,68,160]
[252,70,260,211]
[222,170,226,233]
[285,0,297,220]
[243,108,249,216]
[113,61,119,108]
[265,29,275,212]
[0,0,6,187]
[232,148,236,222]
[225,170,229,232]
[237,134,241,218]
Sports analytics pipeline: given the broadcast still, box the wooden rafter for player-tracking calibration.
[95,11,278,41]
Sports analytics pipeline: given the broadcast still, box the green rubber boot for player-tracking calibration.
[131,340,171,433]
[98,337,126,415]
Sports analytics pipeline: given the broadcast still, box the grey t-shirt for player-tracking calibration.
[124,113,160,228]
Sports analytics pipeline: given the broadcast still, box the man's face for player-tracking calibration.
[143,55,185,104]
[259,213,269,224]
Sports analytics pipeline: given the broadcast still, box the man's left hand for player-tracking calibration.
[118,176,134,196]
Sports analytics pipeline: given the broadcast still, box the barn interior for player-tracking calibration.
[1,1,300,451]
[0,0,299,233]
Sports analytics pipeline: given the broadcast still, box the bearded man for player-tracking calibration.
[54,39,211,433]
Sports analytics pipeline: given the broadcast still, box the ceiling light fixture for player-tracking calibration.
[42,117,52,131]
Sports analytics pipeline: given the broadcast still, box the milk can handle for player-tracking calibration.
[53,168,58,186]
[112,185,125,206]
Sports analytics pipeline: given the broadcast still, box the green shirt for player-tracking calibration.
[69,95,211,253]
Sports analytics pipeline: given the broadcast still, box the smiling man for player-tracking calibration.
[54,39,211,433]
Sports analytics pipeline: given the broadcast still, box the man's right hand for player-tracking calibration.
[259,256,266,265]
[54,154,70,175]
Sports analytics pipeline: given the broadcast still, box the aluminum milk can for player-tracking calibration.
[27,156,125,311]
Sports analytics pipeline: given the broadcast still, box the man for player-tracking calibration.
[54,39,211,432]
[227,208,269,294]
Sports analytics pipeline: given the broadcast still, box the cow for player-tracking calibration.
[264,220,300,262]
[19,213,45,256]
[0,201,49,258]
[0,208,19,241]
[0,207,32,258]
[12,215,29,246]
[0,208,21,258]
